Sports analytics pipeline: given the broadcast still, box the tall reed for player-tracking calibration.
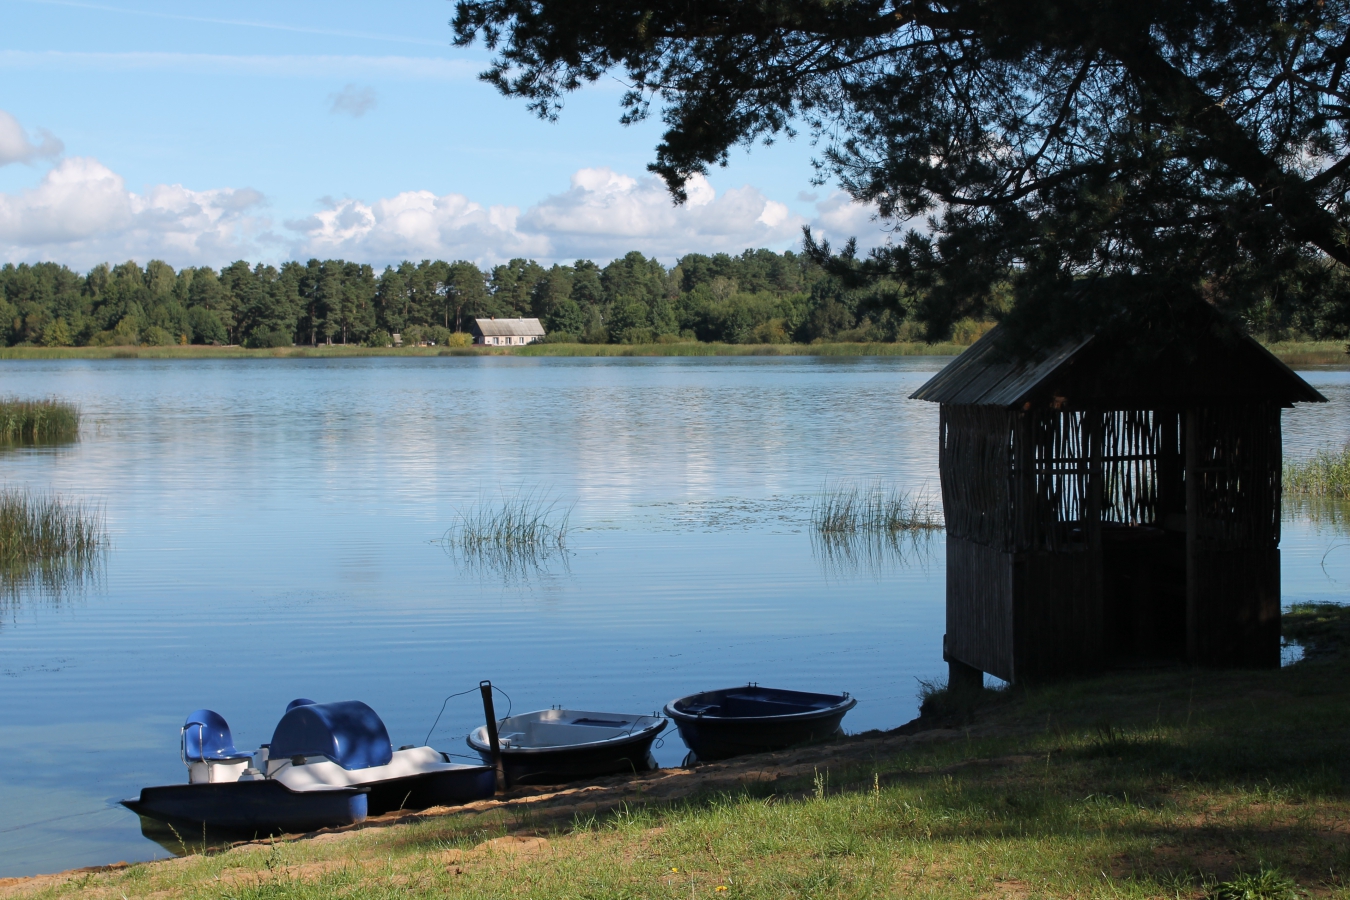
[443,488,572,580]
[0,397,80,444]
[0,489,106,597]
[1284,445,1350,499]
[813,481,943,534]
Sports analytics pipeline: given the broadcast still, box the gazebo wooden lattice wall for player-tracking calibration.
[911,324,1325,685]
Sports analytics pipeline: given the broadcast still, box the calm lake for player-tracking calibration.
[1,356,1347,877]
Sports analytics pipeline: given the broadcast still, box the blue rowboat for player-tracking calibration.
[664,684,856,762]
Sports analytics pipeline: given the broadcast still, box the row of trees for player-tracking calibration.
[1,248,1345,349]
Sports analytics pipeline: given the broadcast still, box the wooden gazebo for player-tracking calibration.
[911,323,1324,685]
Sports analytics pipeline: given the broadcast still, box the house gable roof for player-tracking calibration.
[472,317,546,337]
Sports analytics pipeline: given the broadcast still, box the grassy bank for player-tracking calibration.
[0,341,972,360]
[0,339,1343,364]
[13,603,1350,899]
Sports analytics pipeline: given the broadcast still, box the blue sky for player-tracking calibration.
[0,0,887,270]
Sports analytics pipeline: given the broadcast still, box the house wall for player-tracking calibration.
[474,335,544,346]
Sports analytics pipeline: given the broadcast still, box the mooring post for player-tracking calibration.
[479,680,507,792]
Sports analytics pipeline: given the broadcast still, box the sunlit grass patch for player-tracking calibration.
[0,396,79,445]
[1284,444,1350,498]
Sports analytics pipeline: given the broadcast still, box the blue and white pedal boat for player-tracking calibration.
[122,699,495,834]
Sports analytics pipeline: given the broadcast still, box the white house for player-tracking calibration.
[471,317,547,347]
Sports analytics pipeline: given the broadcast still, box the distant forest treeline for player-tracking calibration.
[3,249,1346,350]
[0,250,970,349]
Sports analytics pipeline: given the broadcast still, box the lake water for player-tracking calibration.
[0,356,1347,877]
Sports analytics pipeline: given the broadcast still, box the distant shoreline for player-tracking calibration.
[0,339,1343,366]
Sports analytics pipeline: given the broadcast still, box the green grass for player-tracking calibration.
[0,338,1341,364]
[0,488,105,597]
[31,607,1350,899]
[514,340,976,357]
[1262,339,1349,366]
[0,397,79,444]
[1284,444,1350,498]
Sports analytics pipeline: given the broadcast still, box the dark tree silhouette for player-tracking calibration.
[453,0,1350,346]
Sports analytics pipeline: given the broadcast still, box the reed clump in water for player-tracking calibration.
[813,481,943,535]
[0,397,80,445]
[0,489,106,596]
[444,489,572,580]
[1284,445,1350,499]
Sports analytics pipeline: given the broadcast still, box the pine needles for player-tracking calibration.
[0,397,80,445]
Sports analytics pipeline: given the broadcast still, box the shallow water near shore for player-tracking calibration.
[0,356,1346,877]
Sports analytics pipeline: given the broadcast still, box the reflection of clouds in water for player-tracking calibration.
[811,529,939,581]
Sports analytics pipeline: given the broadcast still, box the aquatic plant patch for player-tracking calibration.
[0,397,79,445]
[442,488,572,582]
[1284,444,1350,498]
[0,488,105,599]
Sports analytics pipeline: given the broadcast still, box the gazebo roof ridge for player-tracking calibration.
[910,321,1325,409]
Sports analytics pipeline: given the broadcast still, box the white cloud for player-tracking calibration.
[0,154,896,269]
[808,191,891,251]
[0,157,268,268]
[0,109,63,166]
[329,84,377,117]
[287,191,548,262]
[517,167,807,261]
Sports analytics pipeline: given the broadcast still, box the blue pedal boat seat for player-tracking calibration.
[182,709,254,763]
[269,700,393,770]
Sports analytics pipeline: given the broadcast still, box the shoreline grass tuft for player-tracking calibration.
[0,396,79,445]
[1284,444,1350,498]
[443,488,572,581]
[813,480,943,535]
[0,488,106,597]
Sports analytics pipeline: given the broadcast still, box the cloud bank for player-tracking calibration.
[0,157,267,266]
[0,112,887,269]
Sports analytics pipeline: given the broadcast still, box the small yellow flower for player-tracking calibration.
[671,868,679,873]
[716,887,728,892]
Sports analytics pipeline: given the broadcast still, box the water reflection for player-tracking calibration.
[1283,497,1350,536]
[0,555,105,611]
[131,814,255,858]
[811,529,939,580]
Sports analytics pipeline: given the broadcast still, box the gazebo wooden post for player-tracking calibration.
[1184,408,1200,665]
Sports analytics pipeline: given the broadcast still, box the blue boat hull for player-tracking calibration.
[364,766,496,814]
[666,685,857,761]
[492,730,662,786]
[122,780,367,834]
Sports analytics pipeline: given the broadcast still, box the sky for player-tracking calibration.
[0,0,890,271]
